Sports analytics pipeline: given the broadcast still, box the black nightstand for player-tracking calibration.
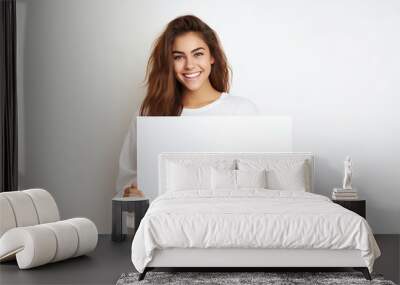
[112,193,149,242]
[332,199,366,219]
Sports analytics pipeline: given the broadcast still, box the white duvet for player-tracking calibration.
[131,189,380,273]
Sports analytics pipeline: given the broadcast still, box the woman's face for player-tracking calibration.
[172,32,215,92]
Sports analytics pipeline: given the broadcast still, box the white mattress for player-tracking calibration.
[131,189,381,273]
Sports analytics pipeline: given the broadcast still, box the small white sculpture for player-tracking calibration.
[342,156,353,190]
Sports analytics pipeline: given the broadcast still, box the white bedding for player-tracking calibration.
[131,189,380,273]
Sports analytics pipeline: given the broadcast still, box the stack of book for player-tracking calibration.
[332,188,358,200]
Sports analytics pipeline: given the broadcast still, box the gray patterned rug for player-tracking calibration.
[116,271,396,285]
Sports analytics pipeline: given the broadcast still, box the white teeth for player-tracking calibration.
[184,72,201,78]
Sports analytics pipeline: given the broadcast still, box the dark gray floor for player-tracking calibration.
[0,234,399,285]
[374,234,400,284]
[0,235,133,285]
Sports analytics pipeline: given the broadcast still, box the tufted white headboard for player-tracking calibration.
[158,152,314,195]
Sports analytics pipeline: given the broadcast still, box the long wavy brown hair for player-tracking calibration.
[140,15,231,116]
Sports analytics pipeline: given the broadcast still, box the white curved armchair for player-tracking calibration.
[0,189,98,269]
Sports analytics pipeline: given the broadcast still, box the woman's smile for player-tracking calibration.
[183,71,201,80]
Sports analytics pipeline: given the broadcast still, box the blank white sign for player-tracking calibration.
[137,116,292,201]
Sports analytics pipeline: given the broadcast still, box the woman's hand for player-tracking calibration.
[123,184,144,197]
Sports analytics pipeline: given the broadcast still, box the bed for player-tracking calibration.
[131,152,381,281]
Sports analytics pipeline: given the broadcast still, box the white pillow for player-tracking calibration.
[211,168,268,190]
[211,168,236,190]
[236,169,268,189]
[266,165,306,191]
[237,159,309,191]
[166,162,212,191]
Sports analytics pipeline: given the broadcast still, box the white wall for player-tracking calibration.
[17,0,400,233]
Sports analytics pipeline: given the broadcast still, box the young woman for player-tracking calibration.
[117,15,258,197]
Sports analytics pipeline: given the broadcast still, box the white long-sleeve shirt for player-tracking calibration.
[115,93,259,193]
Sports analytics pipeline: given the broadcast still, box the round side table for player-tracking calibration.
[112,193,149,242]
